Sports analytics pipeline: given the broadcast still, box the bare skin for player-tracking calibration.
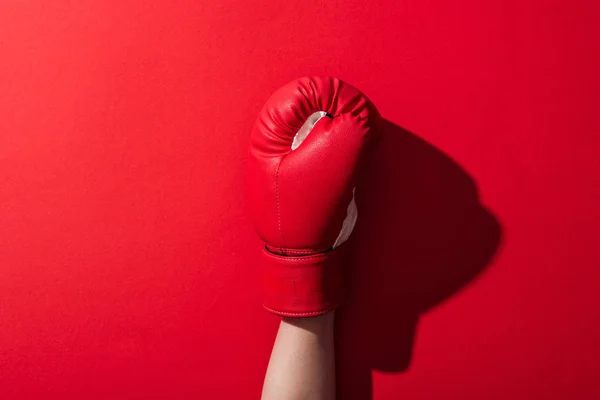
[261,311,336,400]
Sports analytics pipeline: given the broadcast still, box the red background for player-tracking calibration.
[1,1,599,399]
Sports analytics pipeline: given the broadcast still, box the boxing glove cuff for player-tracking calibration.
[262,246,345,317]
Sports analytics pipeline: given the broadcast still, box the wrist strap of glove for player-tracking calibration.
[262,246,345,317]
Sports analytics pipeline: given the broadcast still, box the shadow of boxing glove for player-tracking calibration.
[248,76,380,317]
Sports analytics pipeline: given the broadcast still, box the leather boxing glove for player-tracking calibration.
[248,76,380,317]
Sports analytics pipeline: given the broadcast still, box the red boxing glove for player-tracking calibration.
[248,76,380,317]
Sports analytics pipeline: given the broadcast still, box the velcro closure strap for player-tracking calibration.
[262,247,345,317]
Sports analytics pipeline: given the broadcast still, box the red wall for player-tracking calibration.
[1,1,599,399]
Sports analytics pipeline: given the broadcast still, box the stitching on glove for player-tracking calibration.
[283,248,325,254]
[276,256,323,261]
[275,161,283,253]
[263,305,337,317]
[266,253,328,261]
[264,247,336,261]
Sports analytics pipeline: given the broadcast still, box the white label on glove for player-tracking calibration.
[333,187,357,249]
[291,111,328,151]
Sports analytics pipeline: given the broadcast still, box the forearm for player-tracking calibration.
[261,311,336,400]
